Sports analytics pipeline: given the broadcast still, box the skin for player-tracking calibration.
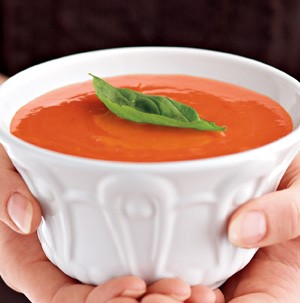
[219,152,300,303]
[221,237,300,302]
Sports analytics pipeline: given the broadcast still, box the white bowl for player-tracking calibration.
[1,47,300,289]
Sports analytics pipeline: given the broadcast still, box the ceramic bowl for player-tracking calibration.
[0,47,300,289]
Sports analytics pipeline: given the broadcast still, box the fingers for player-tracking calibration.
[141,294,185,303]
[143,279,223,303]
[228,184,300,248]
[228,153,300,248]
[86,277,146,303]
[0,220,146,303]
[54,276,146,303]
[107,299,138,303]
[0,73,7,84]
[143,290,224,303]
[0,214,220,303]
[186,285,225,303]
[146,278,191,301]
[214,289,226,303]
[0,145,41,233]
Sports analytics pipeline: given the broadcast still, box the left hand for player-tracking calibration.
[228,152,300,248]
[220,237,300,303]
[208,151,300,303]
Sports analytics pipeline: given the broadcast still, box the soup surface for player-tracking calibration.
[11,75,292,162]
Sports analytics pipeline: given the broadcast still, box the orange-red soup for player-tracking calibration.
[11,75,293,162]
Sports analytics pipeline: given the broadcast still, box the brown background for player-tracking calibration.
[1,0,300,79]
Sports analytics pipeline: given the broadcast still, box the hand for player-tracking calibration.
[0,224,192,303]
[228,152,300,248]
[215,152,300,302]
[220,237,300,302]
[0,73,7,84]
[0,144,198,302]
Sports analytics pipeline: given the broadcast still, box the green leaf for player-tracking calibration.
[89,74,226,131]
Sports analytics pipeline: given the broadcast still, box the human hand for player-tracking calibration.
[219,237,300,302]
[0,222,192,303]
[228,152,300,248]
[0,73,7,84]
[212,152,300,302]
[0,224,218,303]
[0,144,199,302]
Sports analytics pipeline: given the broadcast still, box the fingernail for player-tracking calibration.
[121,289,146,297]
[7,193,33,234]
[229,211,267,246]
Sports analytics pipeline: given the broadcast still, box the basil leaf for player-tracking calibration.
[90,74,226,131]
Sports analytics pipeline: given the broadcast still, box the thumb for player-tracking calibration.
[228,183,300,247]
[0,145,41,234]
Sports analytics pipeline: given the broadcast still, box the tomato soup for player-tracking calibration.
[10,75,293,162]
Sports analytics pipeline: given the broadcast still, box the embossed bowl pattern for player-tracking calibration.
[0,47,300,288]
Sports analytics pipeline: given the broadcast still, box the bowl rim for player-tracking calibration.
[0,46,300,171]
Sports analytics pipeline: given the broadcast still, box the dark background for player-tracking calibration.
[1,0,300,80]
[1,0,300,302]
